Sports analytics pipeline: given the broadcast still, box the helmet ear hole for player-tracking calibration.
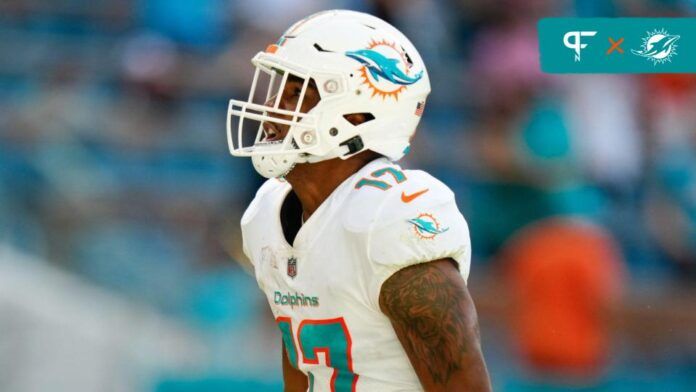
[342,112,375,126]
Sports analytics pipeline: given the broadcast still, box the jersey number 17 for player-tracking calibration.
[277,316,359,392]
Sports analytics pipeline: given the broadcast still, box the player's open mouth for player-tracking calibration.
[263,122,282,141]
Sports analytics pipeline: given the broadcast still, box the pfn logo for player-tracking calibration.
[563,31,597,61]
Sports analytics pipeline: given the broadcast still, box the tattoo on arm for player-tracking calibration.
[379,259,491,391]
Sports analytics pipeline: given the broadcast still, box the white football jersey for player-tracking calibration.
[241,158,471,392]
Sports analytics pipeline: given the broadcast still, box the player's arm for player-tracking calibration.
[282,340,308,392]
[379,258,492,392]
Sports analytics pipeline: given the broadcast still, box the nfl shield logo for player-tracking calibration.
[287,257,298,278]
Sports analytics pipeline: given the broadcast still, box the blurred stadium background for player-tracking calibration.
[1,0,695,391]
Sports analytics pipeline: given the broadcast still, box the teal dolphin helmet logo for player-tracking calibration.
[345,49,423,85]
[345,38,423,99]
[632,29,680,65]
[408,213,449,239]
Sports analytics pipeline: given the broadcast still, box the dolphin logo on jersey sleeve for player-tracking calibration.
[408,213,449,239]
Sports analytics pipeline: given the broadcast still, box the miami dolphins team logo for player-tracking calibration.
[408,213,449,240]
[632,29,680,65]
[345,39,423,100]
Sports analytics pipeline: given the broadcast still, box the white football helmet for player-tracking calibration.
[227,9,430,178]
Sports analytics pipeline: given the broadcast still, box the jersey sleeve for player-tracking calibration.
[365,171,471,305]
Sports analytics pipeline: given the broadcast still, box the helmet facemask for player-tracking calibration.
[227,54,334,178]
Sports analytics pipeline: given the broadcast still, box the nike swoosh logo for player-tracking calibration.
[401,188,429,203]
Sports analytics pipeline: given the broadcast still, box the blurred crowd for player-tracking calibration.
[0,0,695,391]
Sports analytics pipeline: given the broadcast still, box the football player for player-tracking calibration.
[227,10,491,392]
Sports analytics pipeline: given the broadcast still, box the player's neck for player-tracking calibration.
[285,152,379,221]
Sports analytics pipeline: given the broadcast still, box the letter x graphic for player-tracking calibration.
[607,37,624,55]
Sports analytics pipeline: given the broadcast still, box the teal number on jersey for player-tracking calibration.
[372,167,407,184]
[299,318,358,391]
[355,178,391,190]
[276,317,358,392]
[308,372,315,390]
[355,167,407,191]
[277,317,298,368]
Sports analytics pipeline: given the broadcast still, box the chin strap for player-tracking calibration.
[259,134,366,177]
[339,135,365,156]
[276,162,297,179]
